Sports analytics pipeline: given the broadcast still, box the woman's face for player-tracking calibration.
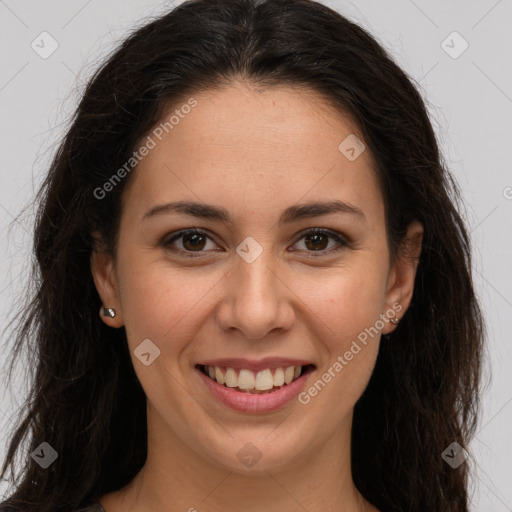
[92,81,421,473]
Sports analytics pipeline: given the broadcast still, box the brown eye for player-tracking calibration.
[293,228,348,255]
[165,228,217,255]
[164,227,348,258]
[182,232,207,251]
[304,231,329,251]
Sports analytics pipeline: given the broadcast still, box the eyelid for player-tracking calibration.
[164,228,218,257]
[290,227,349,256]
[163,227,349,256]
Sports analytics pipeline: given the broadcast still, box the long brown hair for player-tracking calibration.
[1,1,485,510]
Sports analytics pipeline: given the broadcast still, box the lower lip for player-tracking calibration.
[195,366,314,414]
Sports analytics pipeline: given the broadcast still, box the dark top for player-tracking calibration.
[75,501,105,512]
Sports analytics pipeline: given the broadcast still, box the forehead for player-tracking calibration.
[123,82,383,223]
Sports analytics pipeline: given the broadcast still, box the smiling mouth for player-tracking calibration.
[196,364,316,394]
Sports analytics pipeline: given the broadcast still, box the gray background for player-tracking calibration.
[0,0,511,509]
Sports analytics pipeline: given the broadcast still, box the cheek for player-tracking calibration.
[117,257,220,353]
[301,277,385,401]
[297,263,387,388]
[304,263,388,336]
[116,263,217,407]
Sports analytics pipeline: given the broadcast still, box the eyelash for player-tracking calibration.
[163,227,349,258]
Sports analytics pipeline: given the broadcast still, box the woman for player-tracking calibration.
[0,0,484,511]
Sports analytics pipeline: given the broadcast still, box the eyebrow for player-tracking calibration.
[142,199,365,225]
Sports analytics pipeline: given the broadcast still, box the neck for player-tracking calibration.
[101,407,378,512]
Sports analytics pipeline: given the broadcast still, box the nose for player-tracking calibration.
[215,250,295,340]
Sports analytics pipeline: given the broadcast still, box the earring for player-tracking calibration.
[102,307,116,318]
[390,317,399,325]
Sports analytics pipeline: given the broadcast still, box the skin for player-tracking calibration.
[91,81,423,512]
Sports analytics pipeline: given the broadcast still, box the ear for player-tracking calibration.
[382,220,423,334]
[90,231,124,328]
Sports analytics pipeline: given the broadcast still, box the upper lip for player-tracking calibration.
[196,357,315,372]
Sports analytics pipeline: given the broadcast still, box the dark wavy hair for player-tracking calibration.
[0,0,485,510]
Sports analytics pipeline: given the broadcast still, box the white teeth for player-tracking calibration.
[284,366,295,384]
[273,367,285,386]
[215,366,225,385]
[225,367,238,388]
[238,369,255,389]
[203,364,307,391]
[255,369,274,390]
